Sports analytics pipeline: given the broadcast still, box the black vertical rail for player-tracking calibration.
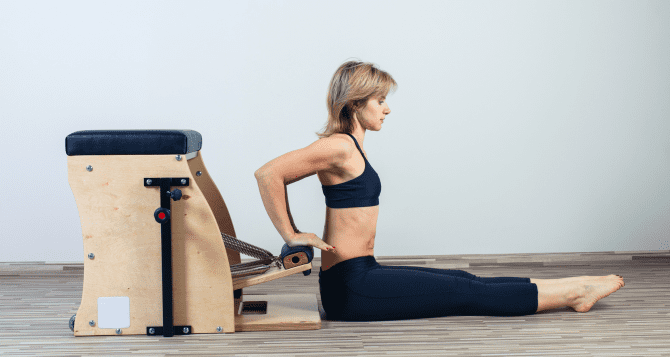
[159,178,174,337]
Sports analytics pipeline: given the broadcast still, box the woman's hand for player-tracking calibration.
[286,232,335,252]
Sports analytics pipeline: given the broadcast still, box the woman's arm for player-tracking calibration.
[253,138,346,250]
[254,171,296,242]
[254,170,333,251]
[285,183,300,234]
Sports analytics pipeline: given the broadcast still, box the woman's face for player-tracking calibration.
[355,95,391,131]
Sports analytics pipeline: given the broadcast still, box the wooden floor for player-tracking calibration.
[1,250,669,356]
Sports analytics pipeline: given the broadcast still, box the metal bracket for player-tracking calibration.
[144,177,190,337]
[147,325,192,336]
[144,178,190,187]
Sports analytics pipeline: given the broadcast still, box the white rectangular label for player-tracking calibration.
[98,297,130,329]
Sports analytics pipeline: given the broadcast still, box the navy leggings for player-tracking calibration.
[319,256,538,321]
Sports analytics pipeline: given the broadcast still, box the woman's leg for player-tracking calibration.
[385,265,530,284]
[390,266,624,287]
[535,281,580,312]
[343,265,624,318]
[320,258,625,321]
[332,265,539,321]
[389,266,626,312]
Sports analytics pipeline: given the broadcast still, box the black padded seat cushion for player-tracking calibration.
[65,130,202,156]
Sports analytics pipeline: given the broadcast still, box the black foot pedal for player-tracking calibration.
[280,244,314,276]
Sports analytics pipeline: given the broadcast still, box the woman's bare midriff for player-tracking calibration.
[320,205,378,271]
[317,133,378,271]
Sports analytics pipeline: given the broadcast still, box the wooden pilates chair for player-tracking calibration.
[65,130,320,337]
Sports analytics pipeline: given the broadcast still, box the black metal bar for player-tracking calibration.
[144,178,189,187]
[159,178,174,337]
[146,325,192,336]
[145,176,190,337]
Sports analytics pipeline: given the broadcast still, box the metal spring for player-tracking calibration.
[221,232,283,276]
[230,259,273,271]
[230,265,271,278]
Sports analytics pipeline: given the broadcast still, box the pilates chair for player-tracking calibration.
[65,130,321,337]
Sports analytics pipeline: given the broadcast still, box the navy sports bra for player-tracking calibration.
[321,133,381,208]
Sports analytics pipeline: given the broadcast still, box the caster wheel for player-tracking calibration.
[69,314,76,332]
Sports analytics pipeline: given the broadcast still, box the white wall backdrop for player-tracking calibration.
[1,0,668,262]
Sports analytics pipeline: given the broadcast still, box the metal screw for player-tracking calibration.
[146,179,152,185]
[196,171,202,177]
[181,179,187,185]
[116,329,122,335]
[216,326,222,332]
[175,155,182,161]
[89,320,95,326]
[183,327,190,334]
[88,253,94,260]
[86,165,93,172]
[148,328,155,334]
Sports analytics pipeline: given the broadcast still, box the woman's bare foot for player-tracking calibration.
[570,279,625,312]
[533,275,624,287]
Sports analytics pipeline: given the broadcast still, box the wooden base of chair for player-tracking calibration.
[235,294,321,331]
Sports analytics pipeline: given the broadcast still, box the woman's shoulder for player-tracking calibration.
[311,133,357,167]
[318,133,354,151]
[315,134,359,161]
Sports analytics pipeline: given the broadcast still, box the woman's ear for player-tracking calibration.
[351,102,362,117]
[352,107,360,121]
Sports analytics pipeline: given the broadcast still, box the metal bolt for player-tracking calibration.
[86,165,93,172]
[176,155,182,161]
[196,171,202,177]
[88,253,94,260]
[216,326,222,332]
[116,329,122,335]
[183,327,190,334]
[181,179,187,185]
[148,328,155,334]
[146,179,152,185]
[89,320,95,326]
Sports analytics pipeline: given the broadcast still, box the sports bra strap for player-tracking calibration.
[344,133,366,161]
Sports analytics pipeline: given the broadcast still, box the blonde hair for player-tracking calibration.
[316,59,398,139]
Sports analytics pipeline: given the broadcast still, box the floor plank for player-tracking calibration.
[1,250,669,356]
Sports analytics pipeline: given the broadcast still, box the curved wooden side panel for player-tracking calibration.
[186,152,241,267]
[68,154,235,336]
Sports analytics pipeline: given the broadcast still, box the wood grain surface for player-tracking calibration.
[1,250,668,356]
[67,154,236,335]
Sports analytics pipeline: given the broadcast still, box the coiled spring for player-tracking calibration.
[221,232,283,278]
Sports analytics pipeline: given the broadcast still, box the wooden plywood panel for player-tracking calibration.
[233,263,313,290]
[234,294,321,331]
[68,154,235,336]
[186,152,241,267]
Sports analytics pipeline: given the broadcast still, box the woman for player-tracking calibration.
[254,60,624,321]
